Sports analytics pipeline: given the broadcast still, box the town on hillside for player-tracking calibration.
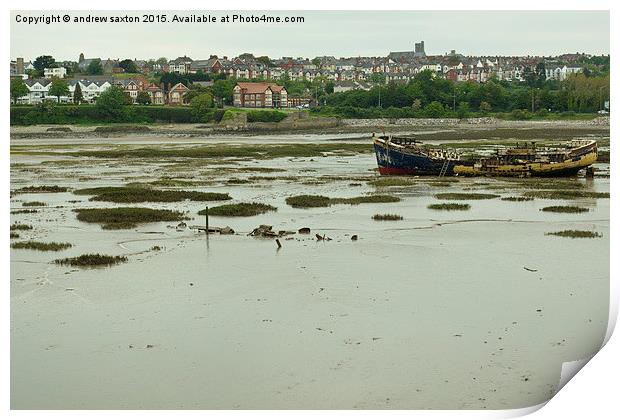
[9,41,610,117]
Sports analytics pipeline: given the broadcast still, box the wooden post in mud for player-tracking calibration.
[205,206,209,235]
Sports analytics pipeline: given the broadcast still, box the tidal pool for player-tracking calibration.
[10,136,610,409]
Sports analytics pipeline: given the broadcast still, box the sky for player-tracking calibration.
[10,10,610,61]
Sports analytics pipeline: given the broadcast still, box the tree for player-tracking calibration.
[119,59,138,74]
[456,101,470,119]
[33,55,55,74]
[424,101,446,118]
[10,79,29,104]
[136,91,152,105]
[73,83,84,104]
[48,79,70,103]
[95,86,127,120]
[411,98,422,110]
[87,59,103,75]
[479,101,492,114]
[256,56,273,67]
[190,93,214,121]
[184,86,211,103]
[324,81,334,95]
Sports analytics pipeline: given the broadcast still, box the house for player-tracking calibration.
[167,83,190,105]
[114,79,141,103]
[233,82,288,108]
[169,56,193,74]
[14,79,111,104]
[70,80,112,103]
[333,80,372,93]
[44,67,67,79]
[145,83,165,104]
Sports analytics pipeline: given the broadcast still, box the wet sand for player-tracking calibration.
[10,134,610,409]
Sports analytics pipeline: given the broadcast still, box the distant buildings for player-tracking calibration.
[10,43,601,106]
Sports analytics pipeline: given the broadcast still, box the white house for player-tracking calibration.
[44,67,67,79]
[15,79,111,104]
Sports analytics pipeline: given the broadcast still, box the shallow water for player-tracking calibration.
[10,136,610,409]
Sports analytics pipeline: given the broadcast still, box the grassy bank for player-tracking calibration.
[14,143,372,160]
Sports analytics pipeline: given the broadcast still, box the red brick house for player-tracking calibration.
[167,83,189,105]
[145,83,165,105]
[233,82,288,108]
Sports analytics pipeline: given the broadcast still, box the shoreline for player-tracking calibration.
[10,117,610,140]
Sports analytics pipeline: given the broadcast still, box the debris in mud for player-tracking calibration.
[249,225,279,238]
[220,226,235,235]
[298,227,311,234]
[150,246,162,251]
[10,232,19,239]
[523,267,538,272]
[351,235,358,241]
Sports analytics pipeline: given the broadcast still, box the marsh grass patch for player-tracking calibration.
[285,194,400,208]
[545,230,602,238]
[198,202,277,217]
[22,201,46,207]
[524,190,609,199]
[62,143,372,160]
[54,253,128,267]
[427,203,471,211]
[73,186,231,203]
[368,177,417,187]
[13,185,68,194]
[501,196,535,202]
[11,241,72,251]
[11,209,38,214]
[434,193,499,200]
[10,223,32,231]
[541,206,589,213]
[372,214,403,221]
[74,207,188,230]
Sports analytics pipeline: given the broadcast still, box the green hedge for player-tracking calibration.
[10,105,202,125]
[246,110,288,123]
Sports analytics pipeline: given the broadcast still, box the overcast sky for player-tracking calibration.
[11,10,609,61]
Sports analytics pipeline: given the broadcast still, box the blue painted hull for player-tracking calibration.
[374,142,458,176]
